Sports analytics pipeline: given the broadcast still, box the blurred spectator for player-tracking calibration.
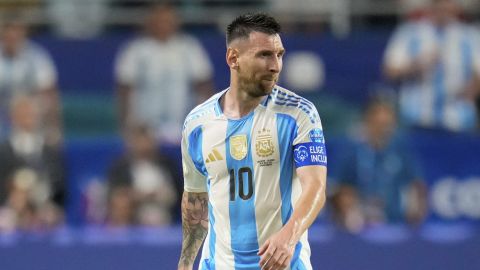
[46,0,110,39]
[0,14,62,145]
[384,0,480,132]
[106,124,179,227]
[267,0,330,33]
[331,98,427,232]
[115,3,214,145]
[0,96,65,232]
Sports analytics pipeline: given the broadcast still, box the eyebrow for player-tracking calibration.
[256,48,286,55]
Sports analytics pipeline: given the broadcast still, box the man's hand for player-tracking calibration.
[258,225,296,270]
[257,165,326,269]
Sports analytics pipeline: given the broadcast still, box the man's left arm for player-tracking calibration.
[259,165,326,270]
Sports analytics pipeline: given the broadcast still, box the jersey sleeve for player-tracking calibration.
[33,46,57,91]
[114,41,137,85]
[185,36,213,82]
[181,125,208,192]
[292,105,327,168]
[383,23,414,71]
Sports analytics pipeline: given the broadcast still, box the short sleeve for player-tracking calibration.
[181,125,208,192]
[383,23,414,70]
[292,106,327,168]
[32,46,57,91]
[115,41,138,85]
[185,36,213,82]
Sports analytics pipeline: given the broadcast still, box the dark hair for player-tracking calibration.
[226,13,281,44]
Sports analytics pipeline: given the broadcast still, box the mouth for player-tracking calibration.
[262,77,277,82]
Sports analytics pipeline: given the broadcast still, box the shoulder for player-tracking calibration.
[118,36,151,54]
[173,34,207,54]
[183,89,225,132]
[394,21,427,38]
[267,86,321,124]
[461,24,480,38]
[174,34,202,46]
[23,41,52,60]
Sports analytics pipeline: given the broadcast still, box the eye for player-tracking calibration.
[261,52,271,57]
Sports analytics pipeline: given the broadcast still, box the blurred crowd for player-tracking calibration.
[0,0,479,233]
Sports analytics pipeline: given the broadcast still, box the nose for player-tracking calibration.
[269,56,281,73]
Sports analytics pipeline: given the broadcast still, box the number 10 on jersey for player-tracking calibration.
[229,167,253,201]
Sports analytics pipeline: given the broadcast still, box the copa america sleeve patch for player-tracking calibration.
[293,142,327,167]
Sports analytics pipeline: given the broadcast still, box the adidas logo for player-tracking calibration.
[206,149,223,163]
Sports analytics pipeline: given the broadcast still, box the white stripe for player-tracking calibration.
[202,119,235,269]
[252,107,284,248]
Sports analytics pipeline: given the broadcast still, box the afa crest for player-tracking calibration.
[255,128,274,157]
[230,135,248,160]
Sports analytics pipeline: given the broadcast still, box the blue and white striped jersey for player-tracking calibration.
[181,86,327,270]
[384,20,480,131]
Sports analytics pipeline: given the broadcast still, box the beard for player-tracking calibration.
[239,75,277,98]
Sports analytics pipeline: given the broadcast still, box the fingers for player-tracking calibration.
[258,240,269,256]
[264,252,289,270]
[259,245,276,268]
[260,255,272,270]
[260,247,292,270]
[278,253,290,269]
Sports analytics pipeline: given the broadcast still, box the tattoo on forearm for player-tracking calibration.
[179,192,209,268]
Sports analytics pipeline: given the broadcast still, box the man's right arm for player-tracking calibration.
[178,191,208,270]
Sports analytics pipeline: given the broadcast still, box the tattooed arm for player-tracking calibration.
[178,191,209,270]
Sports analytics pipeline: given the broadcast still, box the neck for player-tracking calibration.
[222,79,265,119]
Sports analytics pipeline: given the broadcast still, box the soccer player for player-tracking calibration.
[178,13,327,270]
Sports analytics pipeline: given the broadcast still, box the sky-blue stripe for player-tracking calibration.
[276,113,305,269]
[276,113,297,225]
[188,125,207,176]
[225,112,260,269]
[405,27,422,123]
[433,29,446,125]
[461,35,472,82]
[207,201,216,270]
[407,25,420,57]
[460,35,475,129]
[291,242,307,270]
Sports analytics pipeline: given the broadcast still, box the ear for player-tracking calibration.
[226,47,239,70]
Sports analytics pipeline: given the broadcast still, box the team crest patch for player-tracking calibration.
[255,128,274,157]
[230,135,248,160]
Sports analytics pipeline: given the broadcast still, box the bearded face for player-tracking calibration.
[234,32,285,98]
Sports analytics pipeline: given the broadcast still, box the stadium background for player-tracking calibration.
[0,0,480,269]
